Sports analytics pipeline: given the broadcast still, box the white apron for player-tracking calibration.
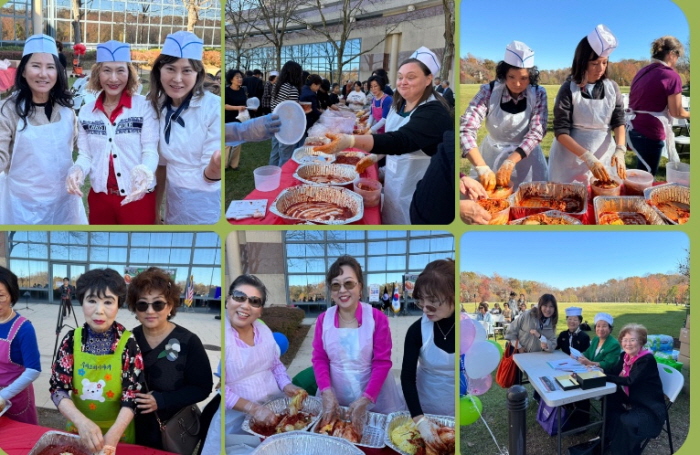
[382,99,433,225]
[416,315,455,416]
[0,105,87,224]
[163,162,220,225]
[626,108,679,171]
[321,303,405,413]
[479,83,548,187]
[548,80,616,184]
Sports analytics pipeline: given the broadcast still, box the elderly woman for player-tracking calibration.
[476,303,493,324]
[574,312,621,374]
[149,31,221,225]
[315,47,452,224]
[200,274,303,455]
[0,34,86,224]
[127,267,213,451]
[0,266,41,424]
[400,259,455,453]
[604,324,667,455]
[313,255,405,433]
[548,25,627,184]
[49,268,144,453]
[556,307,591,356]
[504,293,558,354]
[461,40,548,190]
[66,40,159,225]
[627,36,690,176]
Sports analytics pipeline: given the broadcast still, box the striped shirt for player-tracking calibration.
[271,82,300,110]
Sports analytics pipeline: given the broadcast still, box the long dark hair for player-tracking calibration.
[148,55,206,117]
[2,53,72,131]
[495,61,540,86]
[391,58,451,114]
[273,60,303,100]
[570,37,607,85]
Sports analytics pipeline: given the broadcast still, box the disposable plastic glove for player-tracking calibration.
[282,383,304,397]
[496,159,516,187]
[121,164,154,205]
[611,146,627,179]
[66,165,85,197]
[347,395,373,435]
[580,151,611,182]
[474,165,496,192]
[319,389,340,427]
[243,401,276,425]
[355,154,379,174]
[459,176,488,201]
[313,133,355,154]
[415,416,449,452]
[224,114,281,143]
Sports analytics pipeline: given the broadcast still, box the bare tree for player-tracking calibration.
[441,0,455,81]
[225,0,257,69]
[239,0,301,70]
[182,0,216,32]
[71,0,84,44]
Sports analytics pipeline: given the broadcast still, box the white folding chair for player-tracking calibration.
[640,363,684,453]
[479,320,494,339]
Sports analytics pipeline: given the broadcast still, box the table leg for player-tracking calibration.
[601,396,606,453]
[557,405,562,455]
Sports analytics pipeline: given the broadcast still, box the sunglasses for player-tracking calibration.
[416,298,445,313]
[135,300,168,312]
[330,280,358,292]
[229,290,263,308]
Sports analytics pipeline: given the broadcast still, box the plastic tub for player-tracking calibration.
[623,169,654,195]
[353,178,382,207]
[589,175,622,198]
[253,165,282,192]
[666,161,690,186]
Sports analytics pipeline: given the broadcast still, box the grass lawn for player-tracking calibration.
[461,303,689,455]
[457,84,689,181]
[224,138,273,205]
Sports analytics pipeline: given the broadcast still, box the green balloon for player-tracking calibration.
[460,395,482,426]
[488,340,504,358]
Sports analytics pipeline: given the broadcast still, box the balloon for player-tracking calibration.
[460,317,475,354]
[460,395,482,426]
[459,354,468,395]
[467,374,493,396]
[488,339,504,358]
[272,332,289,355]
[472,319,487,342]
[465,340,500,379]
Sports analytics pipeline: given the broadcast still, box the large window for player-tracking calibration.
[284,231,454,303]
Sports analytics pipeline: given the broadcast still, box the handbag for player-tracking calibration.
[156,404,202,455]
[495,340,519,388]
[536,399,567,436]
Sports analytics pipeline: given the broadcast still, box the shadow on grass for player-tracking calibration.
[224,139,273,206]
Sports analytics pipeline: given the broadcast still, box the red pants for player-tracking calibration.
[88,188,156,225]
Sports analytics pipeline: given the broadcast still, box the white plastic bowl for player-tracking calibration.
[253,165,282,192]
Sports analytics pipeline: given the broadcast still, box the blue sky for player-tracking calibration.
[459,0,690,70]
[460,232,689,289]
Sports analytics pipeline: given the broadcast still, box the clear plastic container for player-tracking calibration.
[589,175,622,198]
[253,165,282,192]
[353,178,382,207]
[623,169,654,195]
[666,161,690,186]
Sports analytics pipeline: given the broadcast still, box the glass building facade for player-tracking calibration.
[4,231,221,306]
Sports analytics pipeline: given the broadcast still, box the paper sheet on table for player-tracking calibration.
[547,358,589,373]
[226,199,267,220]
[569,347,583,359]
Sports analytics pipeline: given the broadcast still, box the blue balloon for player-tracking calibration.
[273,332,289,355]
[460,354,468,396]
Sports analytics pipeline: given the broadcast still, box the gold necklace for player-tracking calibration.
[436,320,455,340]
[338,310,357,325]
[0,309,15,324]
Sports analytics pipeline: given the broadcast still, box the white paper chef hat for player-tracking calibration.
[162,31,203,60]
[23,34,58,57]
[587,24,617,59]
[504,41,535,68]
[410,46,440,76]
[96,40,132,63]
[594,312,614,327]
[565,307,582,317]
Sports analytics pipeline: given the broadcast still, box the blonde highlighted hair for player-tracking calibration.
[87,62,140,96]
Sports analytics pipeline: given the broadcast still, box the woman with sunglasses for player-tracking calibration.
[201,274,303,455]
[312,255,405,434]
[126,267,213,451]
[400,259,455,453]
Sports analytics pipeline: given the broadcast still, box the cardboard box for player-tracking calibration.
[679,342,690,357]
[680,327,690,344]
[678,354,690,365]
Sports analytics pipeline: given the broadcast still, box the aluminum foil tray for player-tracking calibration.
[294,163,360,187]
[28,431,90,455]
[384,412,455,455]
[593,196,665,225]
[643,183,690,225]
[509,210,583,225]
[270,185,364,225]
[508,181,588,221]
[242,396,322,439]
[311,406,387,448]
[252,431,364,455]
[292,146,336,165]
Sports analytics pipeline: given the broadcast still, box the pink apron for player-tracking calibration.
[0,315,38,424]
[370,96,387,134]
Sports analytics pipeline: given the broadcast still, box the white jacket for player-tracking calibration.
[75,94,159,194]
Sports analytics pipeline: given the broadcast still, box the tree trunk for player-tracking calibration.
[71,0,82,44]
[187,3,198,32]
[441,0,455,81]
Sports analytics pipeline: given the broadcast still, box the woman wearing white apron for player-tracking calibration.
[627,36,689,176]
[549,25,627,184]
[148,31,221,225]
[461,41,548,191]
[401,259,455,453]
[201,275,303,455]
[313,46,452,225]
[0,34,86,225]
[313,256,406,433]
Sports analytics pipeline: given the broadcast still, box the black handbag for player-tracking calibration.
[156,404,202,455]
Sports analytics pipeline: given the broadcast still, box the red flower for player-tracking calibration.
[106,390,115,399]
[59,354,74,369]
[89,403,97,411]
[134,354,144,371]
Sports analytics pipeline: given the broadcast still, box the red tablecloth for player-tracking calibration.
[0,416,176,455]
[228,150,382,225]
